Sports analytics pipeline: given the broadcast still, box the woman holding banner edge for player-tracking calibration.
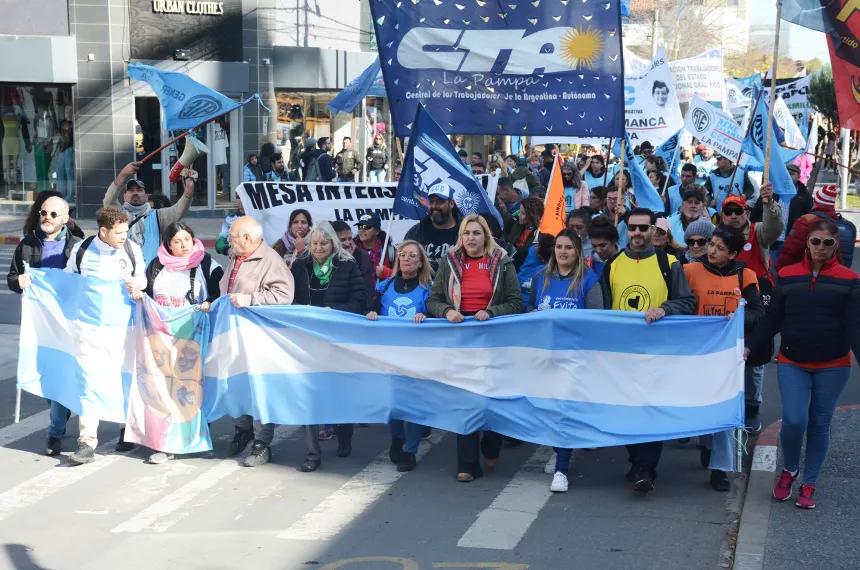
[527,228,604,493]
[366,239,433,472]
[428,214,523,482]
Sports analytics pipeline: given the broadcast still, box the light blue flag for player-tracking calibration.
[613,133,666,213]
[396,104,502,226]
[128,63,259,131]
[741,98,797,197]
[654,129,682,176]
[328,58,386,114]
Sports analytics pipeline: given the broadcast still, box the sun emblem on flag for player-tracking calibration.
[453,187,478,214]
[559,26,604,69]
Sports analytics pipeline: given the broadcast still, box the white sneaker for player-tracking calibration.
[550,471,569,493]
[544,452,557,474]
[148,452,175,465]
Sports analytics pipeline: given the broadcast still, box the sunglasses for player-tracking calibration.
[722,207,744,216]
[686,238,708,247]
[39,210,61,219]
[628,224,651,232]
[358,224,376,231]
[809,237,836,247]
[654,227,667,235]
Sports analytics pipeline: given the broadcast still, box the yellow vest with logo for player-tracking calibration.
[609,252,673,312]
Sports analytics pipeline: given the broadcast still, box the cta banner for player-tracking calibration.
[685,95,744,162]
[236,181,414,247]
[624,49,684,146]
[668,48,724,104]
[369,0,625,137]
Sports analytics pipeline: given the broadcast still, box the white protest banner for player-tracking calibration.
[773,96,806,150]
[236,181,414,247]
[624,48,684,146]
[684,95,744,162]
[668,48,725,104]
[774,75,812,137]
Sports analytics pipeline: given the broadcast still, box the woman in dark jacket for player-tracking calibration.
[428,214,523,482]
[751,218,860,510]
[291,221,367,472]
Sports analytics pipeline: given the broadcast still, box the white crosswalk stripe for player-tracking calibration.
[279,430,446,541]
[456,446,556,550]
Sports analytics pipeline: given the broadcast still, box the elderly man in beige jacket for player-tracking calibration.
[221,216,294,467]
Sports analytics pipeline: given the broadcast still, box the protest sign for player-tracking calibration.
[685,95,745,162]
[668,48,724,104]
[369,0,625,137]
[624,49,684,146]
[236,181,414,247]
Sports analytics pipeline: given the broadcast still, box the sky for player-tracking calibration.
[749,2,831,63]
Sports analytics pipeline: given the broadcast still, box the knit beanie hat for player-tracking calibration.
[813,184,838,209]
[684,218,714,241]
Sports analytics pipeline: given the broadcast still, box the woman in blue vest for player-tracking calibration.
[528,228,605,493]
[366,240,433,472]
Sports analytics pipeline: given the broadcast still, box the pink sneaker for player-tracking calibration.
[795,484,816,509]
[772,469,797,501]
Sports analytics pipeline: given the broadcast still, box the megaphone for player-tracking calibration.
[169,135,208,183]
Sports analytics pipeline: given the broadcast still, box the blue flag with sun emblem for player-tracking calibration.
[128,63,261,131]
[396,105,502,227]
[369,0,625,137]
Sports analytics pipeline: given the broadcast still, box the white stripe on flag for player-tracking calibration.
[457,446,555,550]
[111,426,299,534]
[0,438,122,521]
[278,431,445,541]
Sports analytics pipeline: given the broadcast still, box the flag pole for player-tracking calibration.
[615,138,626,225]
[761,0,784,204]
[602,138,614,188]
[661,148,678,199]
[377,215,394,268]
[725,71,771,199]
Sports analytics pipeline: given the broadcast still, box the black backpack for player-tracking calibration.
[75,236,137,275]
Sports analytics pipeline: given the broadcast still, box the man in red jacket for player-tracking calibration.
[777,185,856,270]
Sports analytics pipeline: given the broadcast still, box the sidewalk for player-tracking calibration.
[0,209,227,247]
[735,406,860,569]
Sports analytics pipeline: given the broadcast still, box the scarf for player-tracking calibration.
[37,225,68,241]
[124,202,152,245]
[313,255,334,286]
[158,238,206,272]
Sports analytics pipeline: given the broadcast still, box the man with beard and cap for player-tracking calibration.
[404,182,461,271]
[102,161,194,264]
[601,207,696,494]
[7,195,82,457]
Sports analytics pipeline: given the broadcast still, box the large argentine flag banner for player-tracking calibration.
[202,304,745,448]
[18,269,135,423]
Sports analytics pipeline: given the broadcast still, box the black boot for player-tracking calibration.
[228,426,254,457]
[115,428,135,452]
[710,469,730,492]
[389,438,405,464]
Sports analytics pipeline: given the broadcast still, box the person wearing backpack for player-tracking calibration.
[777,184,856,271]
[102,162,195,265]
[304,137,335,182]
[64,206,147,466]
[141,222,224,465]
[601,207,696,495]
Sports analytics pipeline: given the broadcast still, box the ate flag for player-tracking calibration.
[828,36,860,130]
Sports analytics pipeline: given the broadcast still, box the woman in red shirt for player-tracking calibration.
[428,214,523,482]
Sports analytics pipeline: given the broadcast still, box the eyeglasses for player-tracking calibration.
[39,210,61,219]
[809,237,836,247]
[628,224,651,232]
[686,238,708,247]
[722,207,744,216]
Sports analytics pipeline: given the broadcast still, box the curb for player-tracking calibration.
[734,404,860,569]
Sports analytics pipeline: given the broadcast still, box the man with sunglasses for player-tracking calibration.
[720,184,783,431]
[102,161,194,265]
[7,196,81,457]
[601,207,696,494]
[705,154,755,212]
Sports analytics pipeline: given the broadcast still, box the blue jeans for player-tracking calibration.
[777,363,850,484]
[389,420,425,454]
[554,447,574,474]
[368,169,385,183]
[48,400,71,438]
[698,430,741,472]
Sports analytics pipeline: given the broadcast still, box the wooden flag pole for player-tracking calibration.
[761,0,785,204]
[602,138,614,189]
[725,71,771,197]
[615,138,626,225]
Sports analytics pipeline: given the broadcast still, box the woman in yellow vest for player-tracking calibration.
[684,226,765,491]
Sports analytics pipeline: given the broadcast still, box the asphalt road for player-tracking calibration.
[0,245,857,569]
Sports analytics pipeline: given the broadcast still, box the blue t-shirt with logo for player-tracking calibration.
[377,276,430,319]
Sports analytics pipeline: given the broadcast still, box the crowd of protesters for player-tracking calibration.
[7,133,860,512]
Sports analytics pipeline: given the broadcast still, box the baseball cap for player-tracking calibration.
[654,217,670,232]
[354,212,381,230]
[427,182,454,200]
[304,137,317,148]
[125,178,145,191]
[722,195,748,210]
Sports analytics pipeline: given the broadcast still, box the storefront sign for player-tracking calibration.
[130,0,241,61]
[151,1,225,16]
